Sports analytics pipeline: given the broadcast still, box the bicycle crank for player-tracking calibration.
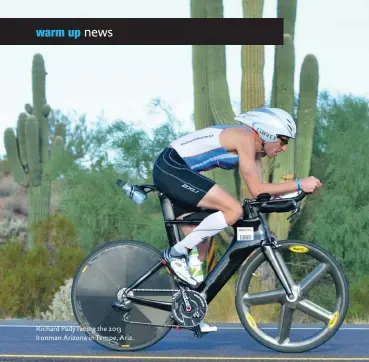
[172,288,208,327]
[115,287,208,330]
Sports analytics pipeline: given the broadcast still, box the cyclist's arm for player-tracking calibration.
[255,153,263,183]
[235,130,299,198]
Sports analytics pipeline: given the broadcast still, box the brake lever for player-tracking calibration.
[287,201,301,223]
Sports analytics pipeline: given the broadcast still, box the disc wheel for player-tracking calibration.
[235,240,349,353]
[71,240,176,352]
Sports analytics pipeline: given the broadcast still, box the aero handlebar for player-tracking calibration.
[247,191,309,214]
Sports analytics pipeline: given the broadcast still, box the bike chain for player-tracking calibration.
[119,287,200,330]
[120,316,203,338]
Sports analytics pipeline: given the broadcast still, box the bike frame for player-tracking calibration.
[123,187,298,312]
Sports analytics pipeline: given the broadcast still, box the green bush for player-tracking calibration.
[59,166,170,253]
[345,275,369,322]
[0,213,85,319]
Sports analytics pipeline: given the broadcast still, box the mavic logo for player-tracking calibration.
[181,184,199,193]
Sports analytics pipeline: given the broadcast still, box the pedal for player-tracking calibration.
[193,325,203,338]
[172,275,198,290]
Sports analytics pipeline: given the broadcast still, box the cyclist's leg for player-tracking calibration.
[176,215,218,333]
[177,221,209,260]
[172,183,242,254]
[153,147,242,286]
[175,211,209,260]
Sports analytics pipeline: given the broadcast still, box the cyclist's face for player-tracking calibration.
[264,137,289,157]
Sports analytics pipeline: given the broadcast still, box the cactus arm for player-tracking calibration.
[25,103,33,115]
[3,128,28,186]
[44,135,65,180]
[17,113,28,167]
[54,123,66,140]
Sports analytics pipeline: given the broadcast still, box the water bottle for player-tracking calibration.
[188,248,204,282]
[117,180,147,205]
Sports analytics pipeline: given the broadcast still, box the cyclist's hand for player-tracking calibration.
[300,176,323,193]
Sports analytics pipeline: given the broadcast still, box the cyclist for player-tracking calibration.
[152,107,322,332]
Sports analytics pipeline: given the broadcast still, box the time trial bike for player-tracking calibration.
[71,179,349,353]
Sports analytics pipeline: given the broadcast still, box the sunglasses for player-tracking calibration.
[278,137,289,145]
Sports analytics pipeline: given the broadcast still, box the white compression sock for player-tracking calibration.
[173,211,229,254]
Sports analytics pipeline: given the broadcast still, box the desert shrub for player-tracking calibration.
[0,213,85,319]
[41,278,75,321]
[59,166,169,253]
[0,216,27,244]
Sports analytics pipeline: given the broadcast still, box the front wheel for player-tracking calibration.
[235,240,349,353]
[71,239,176,352]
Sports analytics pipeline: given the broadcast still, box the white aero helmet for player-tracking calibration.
[234,107,296,143]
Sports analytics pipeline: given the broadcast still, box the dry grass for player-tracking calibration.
[344,314,369,324]
[205,275,240,323]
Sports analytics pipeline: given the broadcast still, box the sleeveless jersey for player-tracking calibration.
[169,124,259,172]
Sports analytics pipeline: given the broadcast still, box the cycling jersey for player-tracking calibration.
[153,124,259,217]
[169,124,258,172]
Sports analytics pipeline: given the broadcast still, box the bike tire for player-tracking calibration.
[71,239,176,352]
[235,240,349,353]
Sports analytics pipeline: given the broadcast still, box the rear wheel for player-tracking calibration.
[71,240,176,352]
[235,240,349,353]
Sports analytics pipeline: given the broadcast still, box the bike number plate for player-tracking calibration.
[237,227,254,241]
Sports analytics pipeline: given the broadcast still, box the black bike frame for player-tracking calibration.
[123,187,300,312]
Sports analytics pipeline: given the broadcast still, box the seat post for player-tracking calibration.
[158,192,181,247]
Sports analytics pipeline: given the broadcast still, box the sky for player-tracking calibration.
[1,0,369,156]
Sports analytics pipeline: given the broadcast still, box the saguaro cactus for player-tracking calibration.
[295,54,319,200]
[240,0,267,199]
[270,0,297,107]
[190,0,237,263]
[4,53,65,248]
[268,34,296,240]
[191,0,213,130]
[241,0,265,113]
[197,0,237,198]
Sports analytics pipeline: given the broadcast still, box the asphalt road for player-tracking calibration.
[1,320,369,362]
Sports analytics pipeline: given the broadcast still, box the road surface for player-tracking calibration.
[0,320,368,361]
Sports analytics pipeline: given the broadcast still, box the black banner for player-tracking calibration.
[1,18,283,45]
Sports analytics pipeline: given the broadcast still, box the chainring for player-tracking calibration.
[172,290,208,327]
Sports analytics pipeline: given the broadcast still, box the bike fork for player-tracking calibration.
[262,244,296,300]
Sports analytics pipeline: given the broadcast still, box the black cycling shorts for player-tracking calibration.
[152,147,216,218]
